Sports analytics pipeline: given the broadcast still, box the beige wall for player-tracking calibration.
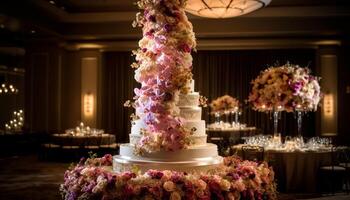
[80,53,100,127]
[61,49,101,130]
[318,47,338,136]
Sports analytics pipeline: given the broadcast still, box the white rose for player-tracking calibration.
[92,178,107,193]
[162,170,172,180]
[96,175,105,183]
[220,179,231,191]
[170,191,181,200]
[163,181,176,192]
[197,179,207,190]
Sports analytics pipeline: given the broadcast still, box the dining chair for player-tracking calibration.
[39,142,60,160]
[84,135,100,153]
[319,146,347,194]
[338,147,350,194]
[109,143,121,155]
[241,145,264,162]
[209,136,229,155]
[99,135,116,155]
[61,135,80,161]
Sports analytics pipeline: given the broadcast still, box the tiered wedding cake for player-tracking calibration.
[114,80,222,172]
[112,0,222,173]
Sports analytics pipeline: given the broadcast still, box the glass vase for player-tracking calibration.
[230,111,235,128]
[235,111,239,125]
[224,110,230,124]
[273,111,280,137]
[272,110,282,147]
[296,110,303,137]
[214,112,221,126]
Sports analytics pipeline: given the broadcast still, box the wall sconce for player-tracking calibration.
[323,93,334,117]
[83,93,94,117]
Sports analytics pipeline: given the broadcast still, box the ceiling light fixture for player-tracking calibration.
[49,0,55,5]
[185,0,272,18]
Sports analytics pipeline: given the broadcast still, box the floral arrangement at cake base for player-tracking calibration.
[60,154,277,200]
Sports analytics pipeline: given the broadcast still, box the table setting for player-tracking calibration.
[51,122,115,147]
[239,135,333,152]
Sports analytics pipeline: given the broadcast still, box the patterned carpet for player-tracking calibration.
[0,154,348,200]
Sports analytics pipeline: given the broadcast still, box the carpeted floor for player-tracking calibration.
[0,154,348,200]
[0,155,69,200]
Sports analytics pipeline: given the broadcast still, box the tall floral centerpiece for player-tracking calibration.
[248,63,321,137]
[131,0,196,153]
[210,95,240,125]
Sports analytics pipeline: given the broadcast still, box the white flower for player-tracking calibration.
[92,176,107,193]
[163,181,176,192]
[197,179,207,190]
[170,191,181,200]
[220,179,231,191]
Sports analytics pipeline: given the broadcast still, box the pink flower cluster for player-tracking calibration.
[131,0,196,153]
[248,63,322,112]
[60,155,277,200]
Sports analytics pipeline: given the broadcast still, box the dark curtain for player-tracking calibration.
[192,49,316,137]
[102,49,317,143]
[101,52,138,143]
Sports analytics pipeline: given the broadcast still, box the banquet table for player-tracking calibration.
[52,133,116,147]
[231,144,332,193]
[206,127,257,155]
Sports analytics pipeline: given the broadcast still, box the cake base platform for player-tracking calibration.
[113,155,223,173]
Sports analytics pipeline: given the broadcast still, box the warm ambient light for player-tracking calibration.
[83,93,94,117]
[185,0,271,18]
[323,93,334,117]
[5,109,24,132]
[77,43,104,49]
[0,83,19,95]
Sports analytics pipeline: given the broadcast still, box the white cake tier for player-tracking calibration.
[130,119,207,146]
[119,143,219,161]
[130,133,207,146]
[131,119,146,135]
[179,106,202,120]
[113,154,223,173]
[184,120,206,135]
[177,92,199,107]
[131,119,206,136]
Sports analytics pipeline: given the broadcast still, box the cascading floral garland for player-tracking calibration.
[60,154,277,200]
[248,63,322,112]
[131,0,196,153]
